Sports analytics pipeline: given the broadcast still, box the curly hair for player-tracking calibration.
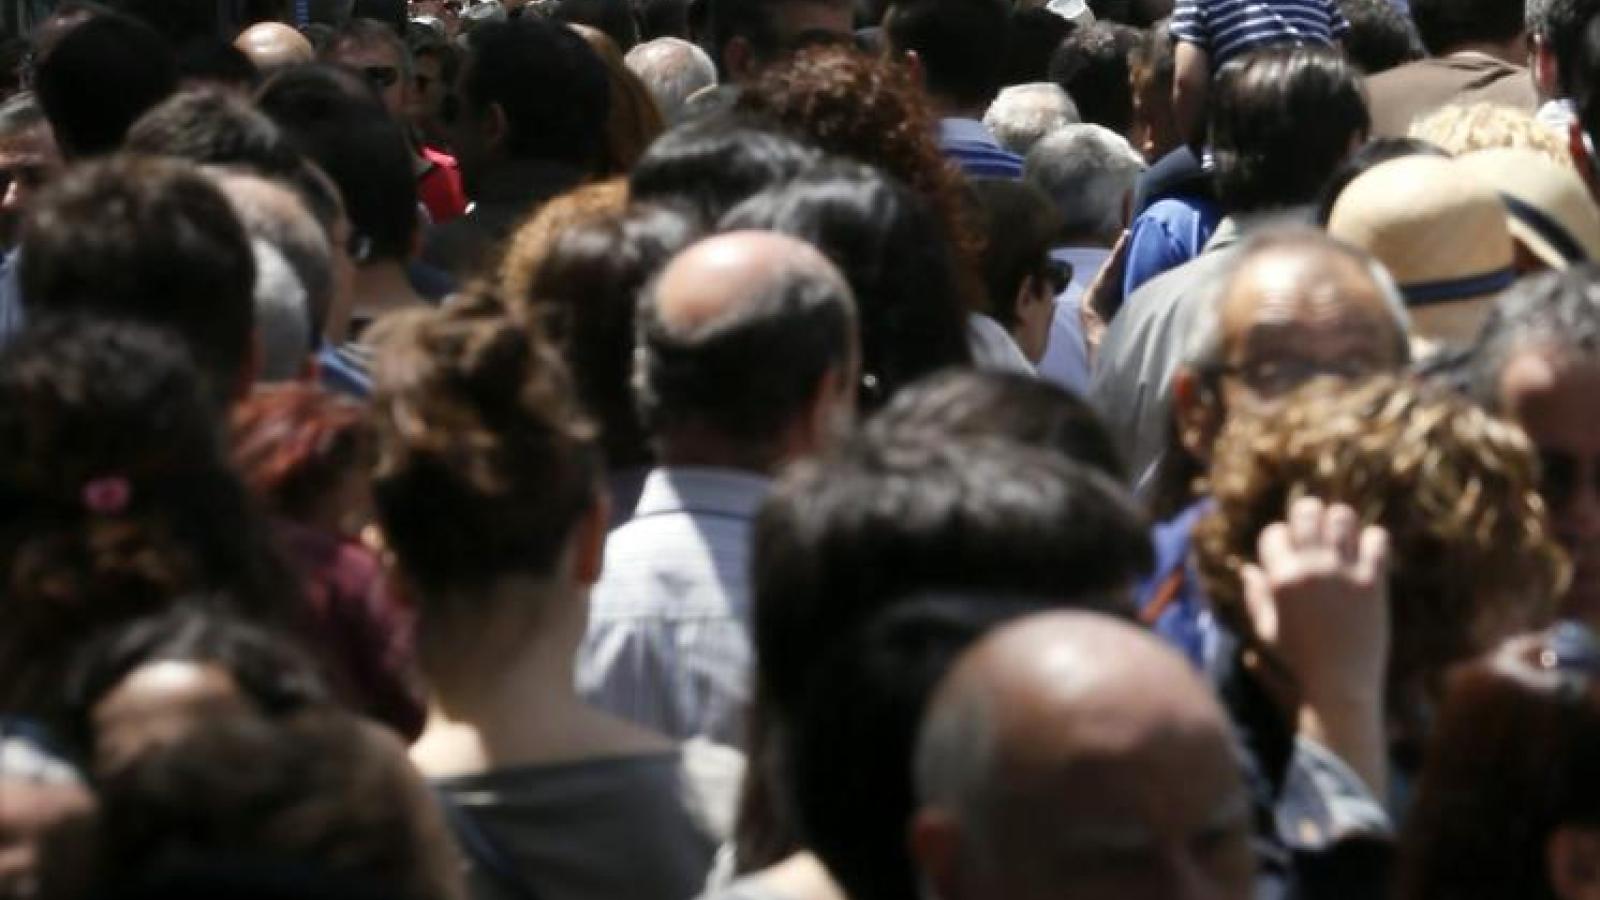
[497,180,632,317]
[1194,376,1568,718]
[1410,103,1575,169]
[737,44,986,309]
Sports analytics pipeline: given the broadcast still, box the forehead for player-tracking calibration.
[1220,249,1393,343]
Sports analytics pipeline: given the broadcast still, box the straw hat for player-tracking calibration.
[1456,147,1600,270]
[1326,155,1516,308]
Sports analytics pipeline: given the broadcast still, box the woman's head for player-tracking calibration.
[1401,625,1600,900]
[966,178,1062,364]
[0,317,296,716]
[230,384,377,536]
[569,24,666,175]
[1194,375,1568,712]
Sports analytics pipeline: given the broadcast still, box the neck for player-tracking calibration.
[655,428,786,474]
[1447,39,1527,67]
[349,260,425,324]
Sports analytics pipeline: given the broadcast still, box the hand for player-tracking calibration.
[1079,229,1129,364]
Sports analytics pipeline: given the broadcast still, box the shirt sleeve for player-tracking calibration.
[1170,0,1209,48]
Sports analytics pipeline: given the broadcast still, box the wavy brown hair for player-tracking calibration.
[1194,376,1568,724]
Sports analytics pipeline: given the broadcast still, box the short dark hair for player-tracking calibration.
[33,12,177,157]
[629,113,821,227]
[459,18,611,168]
[968,177,1061,330]
[1410,0,1525,55]
[639,0,690,40]
[1210,46,1369,215]
[104,0,217,44]
[324,16,413,82]
[1533,0,1600,97]
[706,0,854,72]
[20,155,257,397]
[125,87,304,178]
[634,239,856,445]
[720,162,973,410]
[1002,7,1074,86]
[1338,0,1423,75]
[1316,136,1449,225]
[1468,264,1600,412]
[175,38,259,90]
[884,0,1010,108]
[553,0,641,51]
[1048,21,1141,135]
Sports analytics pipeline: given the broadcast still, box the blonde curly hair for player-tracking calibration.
[1410,103,1575,170]
[1194,375,1569,713]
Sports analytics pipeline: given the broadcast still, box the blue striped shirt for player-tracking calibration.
[1171,0,1348,68]
[938,118,1025,180]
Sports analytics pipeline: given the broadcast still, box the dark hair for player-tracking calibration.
[1409,0,1525,55]
[19,155,256,399]
[1316,136,1449,225]
[1210,47,1369,215]
[571,24,667,174]
[967,178,1060,330]
[0,318,298,718]
[706,0,854,72]
[368,291,600,608]
[104,0,217,44]
[1048,21,1141,135]
[1003,7,1075,86]
[33,12,177,157]
[1337,0,1422,75]
[175,38,259,90]
[125,87,304,178]
[554,0,641,51]
[230,385,378,523]
[865,368,1126,479]
[721,163,973,410]
[460,17,611,168]
[1400,629,1600,900]
[1468,264,1600,411]
[639,0,690,40]
[629,113,821,227]
[884,0,1009,107]
[257,66,418,263]
[635,238,856,446]
[1533,0,1600,97]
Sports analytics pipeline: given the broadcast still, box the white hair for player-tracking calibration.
[1023,123,1145,242]
[982,83,1081,157]
[625,37,719,125]
[251,239,313,382]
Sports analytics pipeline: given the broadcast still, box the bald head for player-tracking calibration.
[913,612,1254,900]
[234,23,315,77]
[654,230,849,330]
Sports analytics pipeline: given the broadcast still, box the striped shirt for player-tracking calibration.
[1171,0,1348,68]
[938,118,1025,180]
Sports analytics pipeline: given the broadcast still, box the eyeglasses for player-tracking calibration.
[362,66,401,89]
[1537,449,1600,513]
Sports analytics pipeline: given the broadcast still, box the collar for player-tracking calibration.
[630,466,774,522]
[938,117,1002,148]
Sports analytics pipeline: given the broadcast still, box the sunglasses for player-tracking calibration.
[362,65,401,89]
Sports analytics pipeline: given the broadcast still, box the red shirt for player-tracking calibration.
[418,146,468,225]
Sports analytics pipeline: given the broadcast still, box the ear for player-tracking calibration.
[1549,826,1600,900]
[1172,366,1222,464]
[572,493,610,586]
[804,363,854,449]
[910,808,965,900]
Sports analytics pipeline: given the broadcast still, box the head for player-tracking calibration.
[125,87,305,179]
[233,22,316,78]
[553,0,640,51]
[569,24,668,175]
[1314,136,1451,225]
[322,17,413,121]
[884,0,1010,113]
[1410,103,1576,169]
[231,384,378,537]
[19,155,258,403]
[1400,626,1600,900]
[1338,0,1423,75]
[1469,266,1600,630]
[1327,155,1517,350]
[625,37,719,124]
[1209,47,1369,216]
[1458,148,1600,273]
[967,178,1062,364]
[721,162,973,410]
[0,93,62,245]
[1195,375,1568,715]
[628,113,820,227]
[0,318,297,718]
[981,82,1080,157]
[1129,19,1179,161]
[33,12,177,158]
[1001,6,1075,87]
[1046,22,1142,137]
[636,230,858,470]
[407,28,459,137]
[1530,0,1600,103]
[1409,0,1526,57]
[212,171,337,351]
[1024,122,1145,246]
[707,0,855,83]
[911,611,1254,900]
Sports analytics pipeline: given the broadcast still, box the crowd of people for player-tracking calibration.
[0,0,1597,897]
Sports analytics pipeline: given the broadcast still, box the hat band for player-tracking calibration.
[1402,267,1517,307]
[1500,193,1588,265]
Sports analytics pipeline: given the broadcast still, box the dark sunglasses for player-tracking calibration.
[363,65,401,89]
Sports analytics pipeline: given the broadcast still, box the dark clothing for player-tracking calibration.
[422,159,585,280]
[1364,52,1538,138]
[1132,144,1214,215]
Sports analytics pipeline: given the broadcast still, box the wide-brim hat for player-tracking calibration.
[1456,147,1600,270]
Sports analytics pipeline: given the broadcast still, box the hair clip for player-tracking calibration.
[81,476,131,515]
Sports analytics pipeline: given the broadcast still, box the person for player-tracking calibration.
[980,82,1079,157]
[234,20,316,77]
[1001,5,1077,86]
[628,114,820,228]
[1528,0,1600,134]
[1398,625,1600,900]
[18,154,258,405]
[577,232,857,747]
[967,178,1062,366]
[1409,102,1575,166]
[0,318,299,719]
[0,93,60,250]
[911,611,1256,900]
[1129,19,1184,164]
[1337,0,1421,75]
[31,11,177,158]
[1326,154,1516,353]
[626,36,719,123]
[883,0,1019,179]
[1469,266,1600,632]
[1457,148,1600,271]
[1025,123,1147,391]
[1363,0,1537,137]
[370,289,743,900]
[407,22,459,151]
[1091,47,1368,488]
[321,17,467,225]
[553,0,640,50]
[704,0,854,83]
[125,86,305,178]
[721,163,974,411]
[1048,21,1143,139]
[423,17,610,279]
[570,24,668,175]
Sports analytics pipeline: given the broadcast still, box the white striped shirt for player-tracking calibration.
[1171,0,1348,67]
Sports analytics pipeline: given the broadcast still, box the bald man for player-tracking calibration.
[912,611,1256,900]
[576,230,858,747]
[234,22,315,78]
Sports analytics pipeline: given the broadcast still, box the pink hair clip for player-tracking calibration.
[82,476,131,515]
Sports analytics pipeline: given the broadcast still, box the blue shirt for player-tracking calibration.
[317,340,372,398]
[1171,0,1348,68]
[937,118,1024,180]
[1137,499,1219,670]
[1122,194,1224,302]
[0,249,25,344]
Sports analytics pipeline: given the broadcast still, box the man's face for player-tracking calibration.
[727,0,855,82]
[1500,348,1600,628]
[414,54,446,124]
[0,125,62,246]
[330,40,410,122]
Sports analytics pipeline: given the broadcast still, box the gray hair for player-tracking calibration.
[625,38,719,125]
[1023,123,1144,242]
[1468,265,1600,410]
[213,170,335,343]
[982,83,1081,157]
[252,239,313,382]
